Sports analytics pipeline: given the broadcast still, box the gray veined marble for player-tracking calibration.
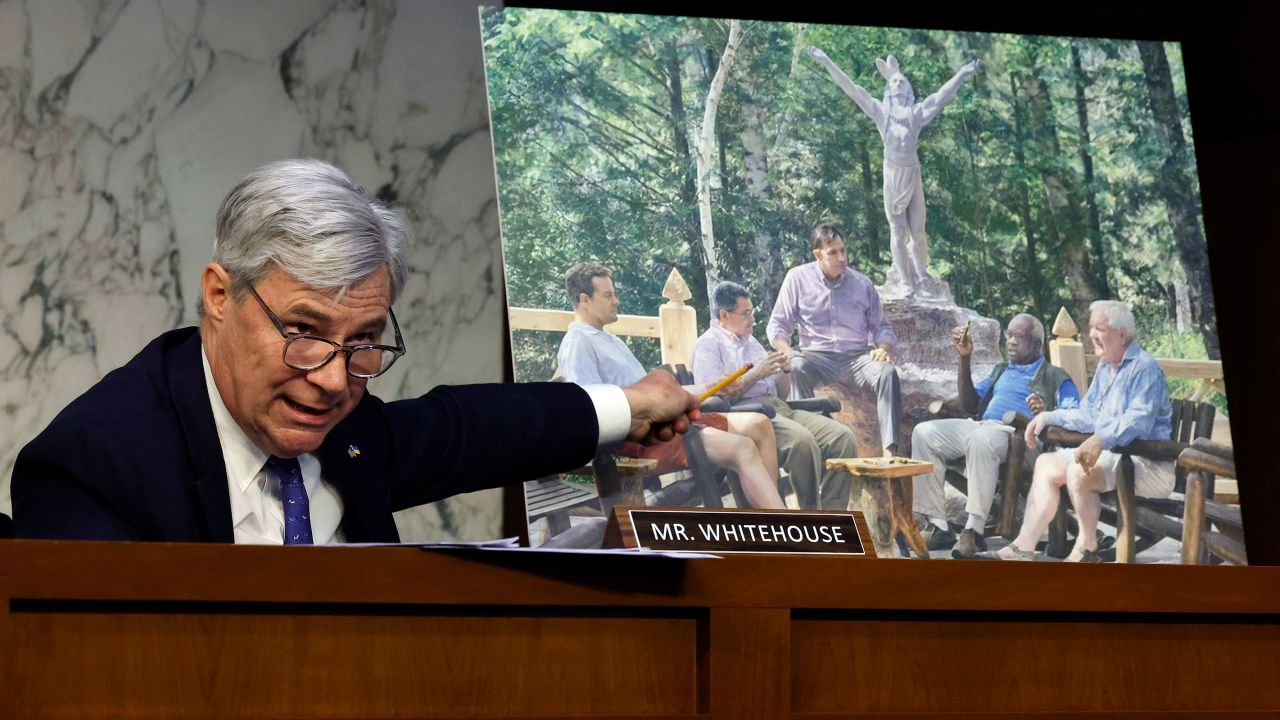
[0,0,506,541]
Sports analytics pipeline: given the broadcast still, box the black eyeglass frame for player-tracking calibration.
[248,286,406,379]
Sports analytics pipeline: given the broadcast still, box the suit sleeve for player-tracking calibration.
[377,382,600,510]
[12,422,143,541]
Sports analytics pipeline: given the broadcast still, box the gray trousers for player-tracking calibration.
[910,418,1034,525]
[757,396,860,510]
[788,348,901,451]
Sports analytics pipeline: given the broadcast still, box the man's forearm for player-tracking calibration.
[956,356,979,412]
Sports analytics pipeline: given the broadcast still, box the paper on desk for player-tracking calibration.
[418,543,722,559]
[345,537,720,558]
[340,537,522,549]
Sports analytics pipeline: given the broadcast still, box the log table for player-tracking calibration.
[827,456,935,558]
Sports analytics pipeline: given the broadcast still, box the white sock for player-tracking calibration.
[965,513,985,534]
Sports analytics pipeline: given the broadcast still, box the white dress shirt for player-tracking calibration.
[202,351,346,544]
[201,350,631,544]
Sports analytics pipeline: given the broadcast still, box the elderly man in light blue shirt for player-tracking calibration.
[989,300,1174,562]
[767,223,901,454]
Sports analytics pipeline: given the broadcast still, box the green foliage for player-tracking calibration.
[1139,320,1229,416]
[483,8,1217,385]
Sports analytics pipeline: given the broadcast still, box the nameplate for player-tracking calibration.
[604,507,873,556]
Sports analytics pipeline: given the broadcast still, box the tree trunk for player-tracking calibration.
[662,35,709,309]
[695,20,744,304]
[1010,71,1048,319]
[1137,40,1219,359]
[1020,42,1097,323]
[1071,42,1112,299]
[738,46,783,314]
[960,115,997,319]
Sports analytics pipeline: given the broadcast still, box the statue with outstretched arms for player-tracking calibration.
[806,47,980,300]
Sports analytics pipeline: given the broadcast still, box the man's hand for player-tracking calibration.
[1026,392,1046,416]
[1025,413,1048,450]
[775,343,801,372]
[805,47,829,62]
[621,370,700,446]
[869,344,893,364]
[961,59,982,77]
[754,351,789,378]
[718,379,745,397]
[951,325,973,358]
[1074,434,1104,472]
[725,351,788,397]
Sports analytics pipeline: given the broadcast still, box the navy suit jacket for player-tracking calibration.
[12,328,598,542]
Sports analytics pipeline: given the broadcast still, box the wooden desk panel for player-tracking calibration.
[10,608,700,719]
[3,541,1279,719]
[792,612,1280,714]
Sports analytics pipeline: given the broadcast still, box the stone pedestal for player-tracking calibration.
[816,298,1002,457]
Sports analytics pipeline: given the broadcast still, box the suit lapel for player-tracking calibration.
[321,418,399,543]
[167,330,235,543]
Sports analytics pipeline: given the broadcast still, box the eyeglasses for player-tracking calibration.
[249,286,406,379]
[1004,330,1033,343]
[733,307,756,319]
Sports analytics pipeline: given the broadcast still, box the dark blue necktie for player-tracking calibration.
[265,455,313,545]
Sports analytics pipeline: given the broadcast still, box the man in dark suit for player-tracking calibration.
[12,159,696,543]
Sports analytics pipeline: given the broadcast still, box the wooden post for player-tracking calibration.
[659,268,698,367]
[1048,307,1087,394]
[1181,470,1208,565]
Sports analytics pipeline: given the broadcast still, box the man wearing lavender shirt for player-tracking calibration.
[766,223,902,454]
[693,282,859,510]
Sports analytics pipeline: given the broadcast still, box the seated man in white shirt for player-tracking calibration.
[558,263,784,509]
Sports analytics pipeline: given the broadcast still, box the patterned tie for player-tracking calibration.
[264,455,313,545]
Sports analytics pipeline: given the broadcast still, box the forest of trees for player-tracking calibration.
[482,9,1218,404]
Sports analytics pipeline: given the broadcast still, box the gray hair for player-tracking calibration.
[1089,300,1136,338]
[711,281,751,318]
[199,158,411,314]
[1010,313,1045,347]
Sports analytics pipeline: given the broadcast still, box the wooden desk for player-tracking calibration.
[828,457,935,558]
[2,540,1279,718]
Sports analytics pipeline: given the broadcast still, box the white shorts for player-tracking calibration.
[1054,448,1176,498]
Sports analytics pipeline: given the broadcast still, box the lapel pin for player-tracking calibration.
[347,444,361,458]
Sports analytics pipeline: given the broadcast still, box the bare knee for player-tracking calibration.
[730,412,772,444]
[1066,463,1101,494]
[1033,454,1068,488]
[704,430,755,466]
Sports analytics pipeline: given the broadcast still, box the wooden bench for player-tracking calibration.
[525,477,600,537]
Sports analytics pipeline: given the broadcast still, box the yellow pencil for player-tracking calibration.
[698,363,753,403]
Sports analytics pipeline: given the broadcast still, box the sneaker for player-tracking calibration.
[977,544,1037,561]
[921,524,957,551]
[951,529,988,559]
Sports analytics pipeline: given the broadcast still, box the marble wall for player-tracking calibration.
[0,0,507,540]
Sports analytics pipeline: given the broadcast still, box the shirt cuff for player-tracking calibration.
[583,384,631,447]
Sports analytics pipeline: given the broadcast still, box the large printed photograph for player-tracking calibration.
[481,8,1240,562]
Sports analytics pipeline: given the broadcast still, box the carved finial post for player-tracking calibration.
[1048,307,1087,393]
[659,268,697,366]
